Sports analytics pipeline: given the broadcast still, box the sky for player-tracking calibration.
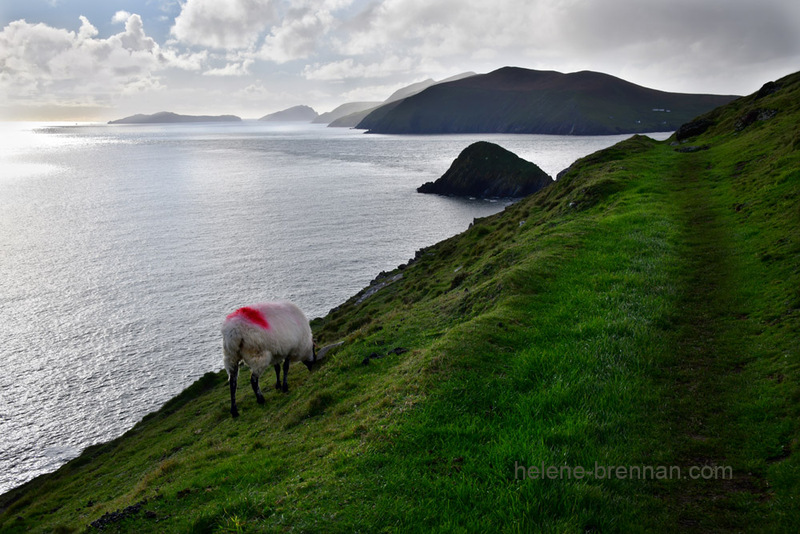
[1,0,799,121]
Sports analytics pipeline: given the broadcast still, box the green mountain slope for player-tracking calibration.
[357,66,738,135]
[2,72,798,533]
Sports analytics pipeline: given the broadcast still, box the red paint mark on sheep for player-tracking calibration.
[227,307,270,329]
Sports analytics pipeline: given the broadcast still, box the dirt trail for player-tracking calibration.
[656,154,769,530]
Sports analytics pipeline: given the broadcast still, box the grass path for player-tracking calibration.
[652,152,771,530]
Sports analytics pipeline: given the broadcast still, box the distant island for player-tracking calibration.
[418,141,553,198]
[356,66,739,135]
[108,112,241,124]
[259,105,318,122]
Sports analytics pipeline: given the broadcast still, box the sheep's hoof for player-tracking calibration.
[231,408,239,418]
[274,383,282,390]
[282,386,289,393]
[257,395,265,405]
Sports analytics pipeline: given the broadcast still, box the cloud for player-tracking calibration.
[204,59,255,76]
[338,81,410,102]
[159,48,209,71]
[324,0,800,96]
[171,0,353,62]
[112,11,132,24]
[0,14,207,111]
[258,7,333,62]
[171,0,279,49]
[302,56,418,80]
[256,0,357,63]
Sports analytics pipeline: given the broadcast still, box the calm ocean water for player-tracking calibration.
[0,121,670,493]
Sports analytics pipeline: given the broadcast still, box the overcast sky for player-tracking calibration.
[1,0,799,121]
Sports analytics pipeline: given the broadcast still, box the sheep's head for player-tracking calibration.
[303,342,319,372]
[305,341,343,371]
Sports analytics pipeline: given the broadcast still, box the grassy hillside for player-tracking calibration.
[357,67,737,135]
[2,71,798,533]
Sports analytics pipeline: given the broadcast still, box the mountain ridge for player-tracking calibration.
[356,66,738,134]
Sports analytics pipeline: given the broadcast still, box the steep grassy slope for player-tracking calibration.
[356,67,737,135]
[1,72,798,533]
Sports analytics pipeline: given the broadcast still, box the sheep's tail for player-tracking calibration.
[222,323,245,377]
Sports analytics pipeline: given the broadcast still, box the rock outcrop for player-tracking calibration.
[417,141,552,198]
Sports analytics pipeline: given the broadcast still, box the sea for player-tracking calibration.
[0,120,671,493]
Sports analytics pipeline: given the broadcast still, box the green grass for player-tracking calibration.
[1,72,798,533]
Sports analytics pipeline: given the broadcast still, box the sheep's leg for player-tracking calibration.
[281,358,290,393]
[250,372,265,404]
[229,366,239,418]
[274,364,282,390]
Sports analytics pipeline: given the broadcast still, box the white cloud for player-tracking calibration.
[204,59,255,76]
[112,11,132,24]
[330,0,800,93]
[302,55,417,80]
[257,6,334,62]
[334,0,563,59]
[159,48,209,71]
[0,15,207,112]
[171,0,278,49]
[115,13,157,52]
[171,0,352,62]
[338,81,410,102]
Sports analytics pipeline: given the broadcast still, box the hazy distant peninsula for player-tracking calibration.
[327,72,476,127]
[108,112,242,124]
[259,105,319,122]
[418,141,552,198]
[313,102,380,124]
[357,66,739,135]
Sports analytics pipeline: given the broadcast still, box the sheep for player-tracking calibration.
[222,301,316,418]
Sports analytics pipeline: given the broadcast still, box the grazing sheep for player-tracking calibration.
[222,301,316,417]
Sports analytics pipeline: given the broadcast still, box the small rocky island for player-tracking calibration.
[108,112,241,124]
[418,141,553,198]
